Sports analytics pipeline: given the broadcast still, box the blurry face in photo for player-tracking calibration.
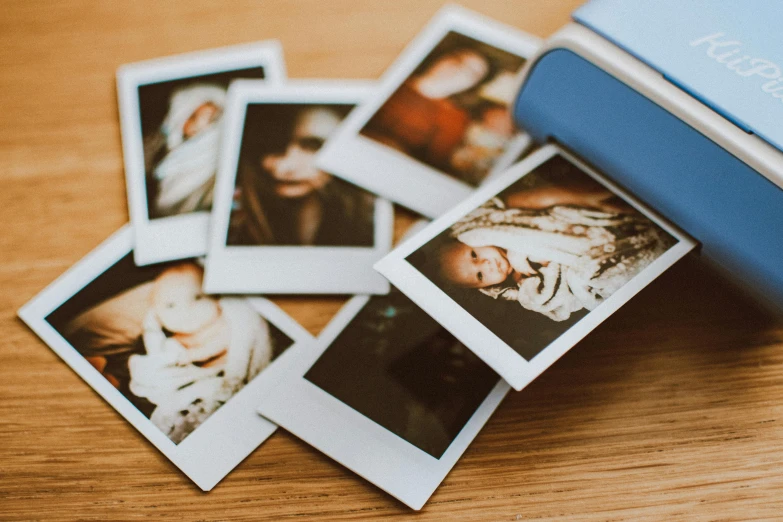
[137,66,266,220]
[416,48,490,99]
[261,107,340,199]
[228,101,376,248]
[151,264,219,334]
[182,101,222,140]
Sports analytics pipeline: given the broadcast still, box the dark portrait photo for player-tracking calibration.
[305,288,499,459]
[227,103,376,247]
[139,66,266,219]
[407,154,678,360]
[46,254,292,443]
[360,31,526,186]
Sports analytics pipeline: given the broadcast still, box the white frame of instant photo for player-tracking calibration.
[203,80,394,295]
[257,294,509,510]
[17,226,314,491]
[374,144,698,391]
[117,41,287,266]
[315,4,541,218]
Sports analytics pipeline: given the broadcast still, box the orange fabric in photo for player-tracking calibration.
[363,82,470,168]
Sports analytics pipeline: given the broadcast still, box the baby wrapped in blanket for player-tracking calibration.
[438,196,675,322]
[129,264,272,442]
[145,84,226,217]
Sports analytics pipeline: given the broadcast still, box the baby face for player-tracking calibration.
[183,102,221,140]
[152,266,220,334]
[440,243,512,288]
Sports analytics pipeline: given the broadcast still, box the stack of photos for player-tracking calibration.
[316,5,541,218]
[17,3,699,510]
[376,145,697,391]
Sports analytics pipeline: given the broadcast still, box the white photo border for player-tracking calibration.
[203,80,394,295]
[117,41,287,266]
[315,4,541,218]
[17,225,314,491]
[374,144,698,391]
[256,294,508,510]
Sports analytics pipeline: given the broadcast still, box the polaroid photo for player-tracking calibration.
[117,41,286,266]
[375,144,698,391]
[315,5,541,218]
[203,80,394,295]
[257,287,507,510]
[18,226,313,491]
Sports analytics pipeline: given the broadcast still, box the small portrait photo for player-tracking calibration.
[117,42,286,265]
[227,103,374,247]
[315,5,540,218]
[375,145,697,390]
[204,81,393,295]
[139,73,254,220]
[18,227,312,490]
[360,31,526,187]
[257,289,508,510]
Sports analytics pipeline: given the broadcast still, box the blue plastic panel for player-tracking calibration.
[575,0,783,154]
[513,49,783,313]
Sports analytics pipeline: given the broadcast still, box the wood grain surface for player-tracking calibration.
[3,1,783,520]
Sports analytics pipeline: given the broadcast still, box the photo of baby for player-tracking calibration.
[139,66,266,219]
[406,153,679,360]
[45,254,292,443]
[304,288,499,459]
[359,31,526,186]
[227,103,375,246]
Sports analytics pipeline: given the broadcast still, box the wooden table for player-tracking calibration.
[3,1,783,520]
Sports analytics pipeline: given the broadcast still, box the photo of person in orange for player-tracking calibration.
[360,31,526,186]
